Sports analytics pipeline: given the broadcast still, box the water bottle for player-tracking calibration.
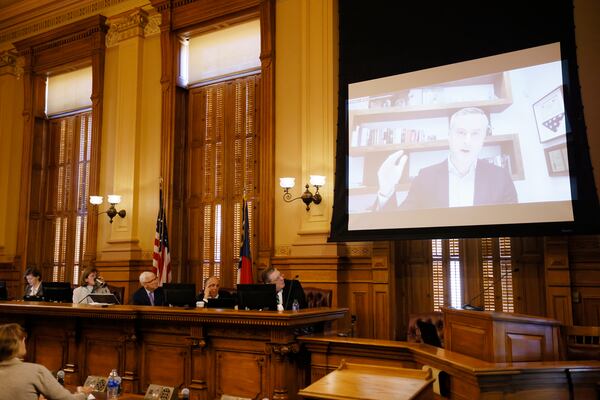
[292,299,300,311]
[106,369,121,399]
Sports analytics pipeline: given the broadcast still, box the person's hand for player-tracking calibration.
[377,150,408,204]
[77,385,94,395]
[38,395,47,400]
[203,286,211,300]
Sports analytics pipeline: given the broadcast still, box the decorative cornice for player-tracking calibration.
[105,8,161,48]
[0,0,148,47]
[0,50,22,77]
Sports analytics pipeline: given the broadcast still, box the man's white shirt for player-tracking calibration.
[448,158,476,207]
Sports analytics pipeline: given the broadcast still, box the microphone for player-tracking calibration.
[181,388,190,399]
[284,275,300,310]
[95,277,106,287]
[462,267,519,311]
[57,370,65,386]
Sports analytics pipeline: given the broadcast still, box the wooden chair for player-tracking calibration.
[304,287,332,308]
[565,325,600,360]
[107,285,125,305]
[407,312,444,348]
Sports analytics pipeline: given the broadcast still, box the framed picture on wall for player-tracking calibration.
[533,86,566,143]
[544,143,569,176]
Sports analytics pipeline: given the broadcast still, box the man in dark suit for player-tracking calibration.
[197,276,233,302]
[376,107,518,210]
[131,271,165,306]
[261,267,307,310]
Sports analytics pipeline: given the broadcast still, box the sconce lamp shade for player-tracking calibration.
[89,195,103,205]
[89,194,126,223]
[279,177,295,189]
[309,175,326,187]
[107,194,122,204]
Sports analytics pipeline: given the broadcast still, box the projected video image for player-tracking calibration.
[347,43,573,231]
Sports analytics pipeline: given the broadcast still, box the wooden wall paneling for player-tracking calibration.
[544,236,573,325]
[512,237,546,316]
[350,283,371,338]
[371,241,393,340]
[31,327,68,373]
[577,288,600,325]
[569,235,600,325]
[0,261,21,299]
[394,241,410,340]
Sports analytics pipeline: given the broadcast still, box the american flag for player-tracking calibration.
[153,188,171,285]
[237,199,253,284]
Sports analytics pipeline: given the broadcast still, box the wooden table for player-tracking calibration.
[299,361,433,400]
[0,301,347,400]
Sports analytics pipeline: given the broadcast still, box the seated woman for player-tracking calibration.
[0,323,92,399]
[23,267,44,300]
[72,266,110,304]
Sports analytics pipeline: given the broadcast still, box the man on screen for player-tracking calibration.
[376,107,518,210]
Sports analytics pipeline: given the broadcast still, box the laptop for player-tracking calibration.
[88,293,120,304]
[205,297,236,309]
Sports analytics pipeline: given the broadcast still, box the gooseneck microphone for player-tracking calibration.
[462,267,519,311]
[181,388,190,399]
[95,277,106,287]
[284,275,300,310]
[56,370,65,386]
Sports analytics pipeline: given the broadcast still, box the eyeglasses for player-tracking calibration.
[143,276,158,284]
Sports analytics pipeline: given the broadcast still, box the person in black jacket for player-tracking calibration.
[261,267,307,310]
[197,276,233,302]
[23,267,44,299]
[131,271,165,306]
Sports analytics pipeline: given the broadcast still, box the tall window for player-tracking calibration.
[46,112,92,283]
[187,75,259,285]
[431,237,514,312]
[431,238,463,310]
[183,19,261,287]
[481,237,514,312]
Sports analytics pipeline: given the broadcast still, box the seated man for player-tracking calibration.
[131,271,164,306]
[261,267,307,311]
[197,276,232,302]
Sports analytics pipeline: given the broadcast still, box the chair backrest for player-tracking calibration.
[304,287,332,308]
[107,285,125,305]
[407,312,444,347]
[565,325,600,360]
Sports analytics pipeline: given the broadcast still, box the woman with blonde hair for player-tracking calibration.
[0,323,91,399]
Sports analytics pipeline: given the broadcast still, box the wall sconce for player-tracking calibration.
[89,195,127,223]
[279,175,325,211]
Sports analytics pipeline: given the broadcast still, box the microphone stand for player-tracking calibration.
[462,267,518,311]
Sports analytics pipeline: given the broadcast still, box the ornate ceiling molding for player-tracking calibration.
[0,0,149,48]
[105,8,161,48]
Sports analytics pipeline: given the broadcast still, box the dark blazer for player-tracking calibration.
[384,159,518,210]
[131,286,165,306]
[23,283,44,299]
[281,279,308,310]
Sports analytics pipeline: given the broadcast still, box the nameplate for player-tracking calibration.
[83,375,107,392]
[144,384,176,400]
